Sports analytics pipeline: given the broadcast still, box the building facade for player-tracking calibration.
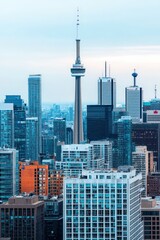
[87,105,113,141]
[0,148,19,202]
[141,197,160,240]
[0,195,44,240]
[125,71,143,122]
[19,161,48,196]
[0,103,14,148]
[28,74,42,157]
[5,95,26,160]
[132,123,160,170]
[26,117,38,160]
[64,167,143,240]
[98,76,116,108]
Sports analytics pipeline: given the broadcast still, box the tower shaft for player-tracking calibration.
[71,39,85,144]
[74,76,83,144]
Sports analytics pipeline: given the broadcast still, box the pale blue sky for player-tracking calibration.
[0,0,160,104]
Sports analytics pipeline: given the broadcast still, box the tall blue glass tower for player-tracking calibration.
[5,95,26,161]
[28,74,42,158]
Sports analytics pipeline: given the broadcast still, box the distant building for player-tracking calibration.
[125,70,143,122]
[42,135,55,159]
[64,167,143,240]
[5,95,26,160]
[90,140,113,169]
[132,123,160,170]
[28,74,42,157]
[114,116,132,168]
[98,62,116,108]
[147,172,160,197]
[53,118,66,142]
[66,127,73,144]
[26,117,38,160]
[44,196,63,240]
[141,197,160,240]
[0,148,19,202]
[87,105,113,141]
[132,146,149,197]
[19,161,48,196]
[145,110,160,123]
[48,170,64,197]
[0,103,14,148]
[0,195,44,240]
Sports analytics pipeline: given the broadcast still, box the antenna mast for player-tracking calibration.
[76,8,79,39]
[155,85,157,99]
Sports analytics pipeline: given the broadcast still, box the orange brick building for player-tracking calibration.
[48,170,64,196]
[19,161,48,196]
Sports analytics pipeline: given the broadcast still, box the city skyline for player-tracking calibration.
[1,0,160,104]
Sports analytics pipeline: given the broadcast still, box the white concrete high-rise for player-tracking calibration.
[64,166,144,240]
[71,15,85,144]
[125,70,143,122]
[98,62,116,108]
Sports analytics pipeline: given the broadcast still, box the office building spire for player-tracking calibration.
[71,10,85,144]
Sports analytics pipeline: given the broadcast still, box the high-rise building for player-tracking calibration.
[48,170,64,197]
[26,117,38,160]
[141,197,160,240]
[0,195,44,240]
[125,70,143,122]
[0,103,14,148]
[56,144,94,177]
[19,161,48,196]
[114,116,132,168]
[42,135,55,159]
[87,105,113,141]
[98,62,116,108]
[64,166,143,240]
[147,172,160,197]
[90,140,113,169]
[132,123,160,170]
[5,95,26,160]
[132,146,149,197]
[0,148,19,202]
[70,20,85,144]
[66,127,73,144]
[28,74,42,157]
[53,118,66,142]
[44,196,63,240]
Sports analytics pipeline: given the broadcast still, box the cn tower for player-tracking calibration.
[71,11,85,144]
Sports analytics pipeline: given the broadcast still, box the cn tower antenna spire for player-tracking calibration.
[76,8,79,39]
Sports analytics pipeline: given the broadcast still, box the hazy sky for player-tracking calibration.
[1,0,160,104]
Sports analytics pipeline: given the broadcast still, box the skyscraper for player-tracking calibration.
[28,74,42,157]
[0,148,19,202]
[26,117,38,160]
[98,62,116,108]
[70,17,85,144]
[125,70,143,122]
[87,105,113,141]
[53,117,66,142]
[5,95,26,160]
[113,116,132,168]
[132,123,160,170]
[0,103,14,148]
[64,167,144,240]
